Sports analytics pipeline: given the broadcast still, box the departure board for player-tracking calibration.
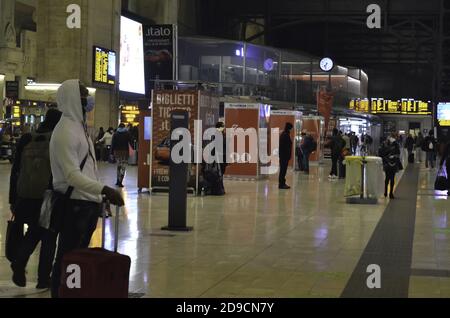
[93,46,116,85]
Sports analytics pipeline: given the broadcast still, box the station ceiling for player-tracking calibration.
[197,0,449,102]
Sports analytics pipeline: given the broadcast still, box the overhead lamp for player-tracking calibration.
[25,83,96,94]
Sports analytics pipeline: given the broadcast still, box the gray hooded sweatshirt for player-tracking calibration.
[50,79,104,203]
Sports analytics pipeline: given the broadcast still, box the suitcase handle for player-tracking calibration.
[101,201,121,253]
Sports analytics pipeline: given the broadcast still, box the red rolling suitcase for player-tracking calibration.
[59,205,131,298]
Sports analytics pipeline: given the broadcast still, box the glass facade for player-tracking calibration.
[178,37,368,108]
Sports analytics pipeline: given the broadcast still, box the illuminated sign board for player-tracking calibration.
[120,105,140,126]
[349,99,369,113]
[349,98,432,115]
[93,46,116,85]
[438,103,450,126]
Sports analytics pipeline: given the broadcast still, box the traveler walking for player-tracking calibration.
[424,131,437,169]
[49,80,124,298]
[97,127,114,162]
[405,134,415,163]
[416,132,424,163]
[379,134,401,199]
[112,123,133,187]
[9,109,62,289]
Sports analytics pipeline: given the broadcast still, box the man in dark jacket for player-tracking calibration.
[279,123,293,189]
[301,131,315,175]
[9,108,62,289]
[424,131,437,169]
[329,128,345,180]
[112,123,133,187]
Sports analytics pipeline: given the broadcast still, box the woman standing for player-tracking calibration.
[379,133,401,199]
[112,124,132,187]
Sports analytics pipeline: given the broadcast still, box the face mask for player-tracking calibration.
[389,137,396,143]
[217,127,225,133]
[81,96,95,113]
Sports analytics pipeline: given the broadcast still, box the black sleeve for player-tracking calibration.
[9,134,32,205]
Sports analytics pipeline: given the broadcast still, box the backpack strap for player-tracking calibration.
[63,152,89,199]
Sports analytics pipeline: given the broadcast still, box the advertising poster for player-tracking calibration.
[120,16,146,95]
[151,90,198,189]
[224,104,260,177]
[317,88,334,132]
[144,25,175,95]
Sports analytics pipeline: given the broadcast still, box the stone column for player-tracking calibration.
[36,0,121,130]
[0,0,23,118]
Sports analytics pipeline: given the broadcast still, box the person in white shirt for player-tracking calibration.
[98,127,114,161]
[49,79,124,298]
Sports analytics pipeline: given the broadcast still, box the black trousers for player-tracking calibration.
[338,159,346,179]
[13,198,57,283]
[330,154,339,176]
[385,170,396,195]
[279,159,289,186]
[51,200,101,298]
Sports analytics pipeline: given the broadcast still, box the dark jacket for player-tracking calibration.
[330,135,345,156]
[423,136,437,153]
[279,130,293,161]
[379,141,401,173]
[405,136,415,152]
[112,130,132,152]
[301,135,315,153]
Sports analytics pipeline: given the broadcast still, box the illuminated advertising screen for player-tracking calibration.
[93,46,116,85]
[370,98,431,115]
[120,16,146,95]
[438,103,450,126]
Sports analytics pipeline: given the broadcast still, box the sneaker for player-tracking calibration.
[279,185,291,190]
[11,264,26,288]
[389,193,395,199]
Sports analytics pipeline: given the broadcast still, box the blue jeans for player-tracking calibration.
[303,151,311,172]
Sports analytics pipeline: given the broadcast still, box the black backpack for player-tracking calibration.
[16,132,52,199]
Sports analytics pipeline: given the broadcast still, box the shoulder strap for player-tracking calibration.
[64,152,89,199]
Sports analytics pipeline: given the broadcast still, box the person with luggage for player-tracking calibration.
[9,109,62,289]
[405,134,415,164]
[424,131,437,169]
[112,123,133,187]
[279,123,293,189]
[49,80,125,298]
[300,130,316,175]
[379,134,401,199]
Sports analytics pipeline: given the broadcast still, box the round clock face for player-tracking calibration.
[320,57,334,72]
[264,58,274,71]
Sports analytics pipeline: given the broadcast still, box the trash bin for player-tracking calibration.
[344,156,383,204]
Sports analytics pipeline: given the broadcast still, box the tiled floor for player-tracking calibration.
[0,158,449,298]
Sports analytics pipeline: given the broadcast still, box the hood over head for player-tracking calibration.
[57,79,84,123]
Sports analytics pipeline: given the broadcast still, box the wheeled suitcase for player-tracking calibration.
[59,205,131,298]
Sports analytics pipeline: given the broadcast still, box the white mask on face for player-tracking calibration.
[217,127,225,133]
[389,137,396,143]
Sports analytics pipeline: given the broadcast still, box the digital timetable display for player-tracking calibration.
[93,46,116,85]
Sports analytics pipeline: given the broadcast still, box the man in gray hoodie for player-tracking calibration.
[49,79,124,297]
